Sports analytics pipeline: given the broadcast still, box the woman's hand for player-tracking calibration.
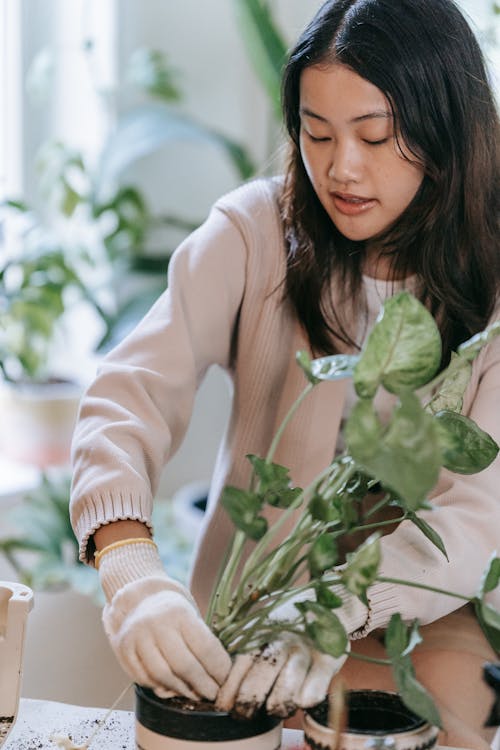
[98,538,232,700]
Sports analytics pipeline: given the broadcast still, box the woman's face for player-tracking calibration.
[299,63,424,251]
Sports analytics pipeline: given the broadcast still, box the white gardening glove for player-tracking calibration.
[216,588,368,718]
[99,540,232,701]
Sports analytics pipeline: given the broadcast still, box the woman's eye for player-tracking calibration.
[363,137,389,146]
[307,133,331,143]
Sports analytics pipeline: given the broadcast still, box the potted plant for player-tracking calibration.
[0,202,111,467]
[134,291,500,748]
[20,40,258,357]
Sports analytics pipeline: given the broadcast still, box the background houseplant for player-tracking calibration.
[0,0,288,469]
[0,204,112,466]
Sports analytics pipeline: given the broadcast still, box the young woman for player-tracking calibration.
[70,1,500,747]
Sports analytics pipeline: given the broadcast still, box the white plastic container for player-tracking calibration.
[0,582,33,746]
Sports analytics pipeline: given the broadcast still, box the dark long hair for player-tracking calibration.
[280,0,500,363]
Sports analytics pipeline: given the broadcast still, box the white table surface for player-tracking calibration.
[4,699,305,749]
[4,699,476,750]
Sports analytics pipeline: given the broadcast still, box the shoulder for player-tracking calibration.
[213,176,284,238]
[167,177,286,293]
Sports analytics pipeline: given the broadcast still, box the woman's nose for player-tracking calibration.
[328,142,362,184]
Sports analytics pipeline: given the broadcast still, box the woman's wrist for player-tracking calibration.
[93,519,151,551]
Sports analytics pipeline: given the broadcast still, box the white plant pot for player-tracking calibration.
[0,380,82,468]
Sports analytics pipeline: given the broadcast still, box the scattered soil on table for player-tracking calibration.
[4,716,131,750]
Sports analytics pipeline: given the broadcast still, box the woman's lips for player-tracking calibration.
[332,192,377,216]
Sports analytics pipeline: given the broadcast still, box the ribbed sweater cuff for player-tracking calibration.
[72,491,154,564]
[365,581,402,632]
[330,585,370,638]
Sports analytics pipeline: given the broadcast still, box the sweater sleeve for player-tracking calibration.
[70,203,247,563]
[366,333,500,630]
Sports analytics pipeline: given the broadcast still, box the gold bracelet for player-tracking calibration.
[94,537,157,570]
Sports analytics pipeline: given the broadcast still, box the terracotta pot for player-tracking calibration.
[303,690,439,750]
[135,686,282,749]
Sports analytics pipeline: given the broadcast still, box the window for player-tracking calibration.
[0,0,22,202]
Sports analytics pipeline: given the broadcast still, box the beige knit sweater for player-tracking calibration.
[70,177,500,627]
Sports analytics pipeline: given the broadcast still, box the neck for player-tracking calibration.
[363,245,408,281]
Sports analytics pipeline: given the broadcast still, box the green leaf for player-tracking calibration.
[403,620,424,657]
[344,399,384,461]
[220,486,267,540]
[346,393,442,510]
[297,601,348,657]
[479,555,500,596]
[392,658,442,728]
[234,0,288,122]
[385,613,409,659]
[60,180,82,217]
[406,512,448,560]
[315,583,343,609]
[126,47,182,102]
[434,411,498,474]
[247,454,302,508]
[474,599,500,653]
[308,534,338,577]
[342,533,381,603]
[354,292,442,398]
[2,198,30,212]
[334,494,360,528]
[479,601,500,631]
[385,616,441,726]
[385,614,423,658]
[426,353,472,414]
[310,354,359,382]
[308,493,341,524]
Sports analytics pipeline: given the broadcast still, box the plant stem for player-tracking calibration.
[266,382,314,464]
[234,514,317,603]
[218,581,317,648]
[377,576,471,601]
[238,461,355,596]
[207,381,319,625]
[364,493,392,519]
[348,651,391,666]
[207,530,246,622]
[347,515,405,535]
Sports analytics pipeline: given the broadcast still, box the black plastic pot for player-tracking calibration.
[135,686,282,749]
[303,690,439,750]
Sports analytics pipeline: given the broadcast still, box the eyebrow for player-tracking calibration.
[300,106,392,124]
